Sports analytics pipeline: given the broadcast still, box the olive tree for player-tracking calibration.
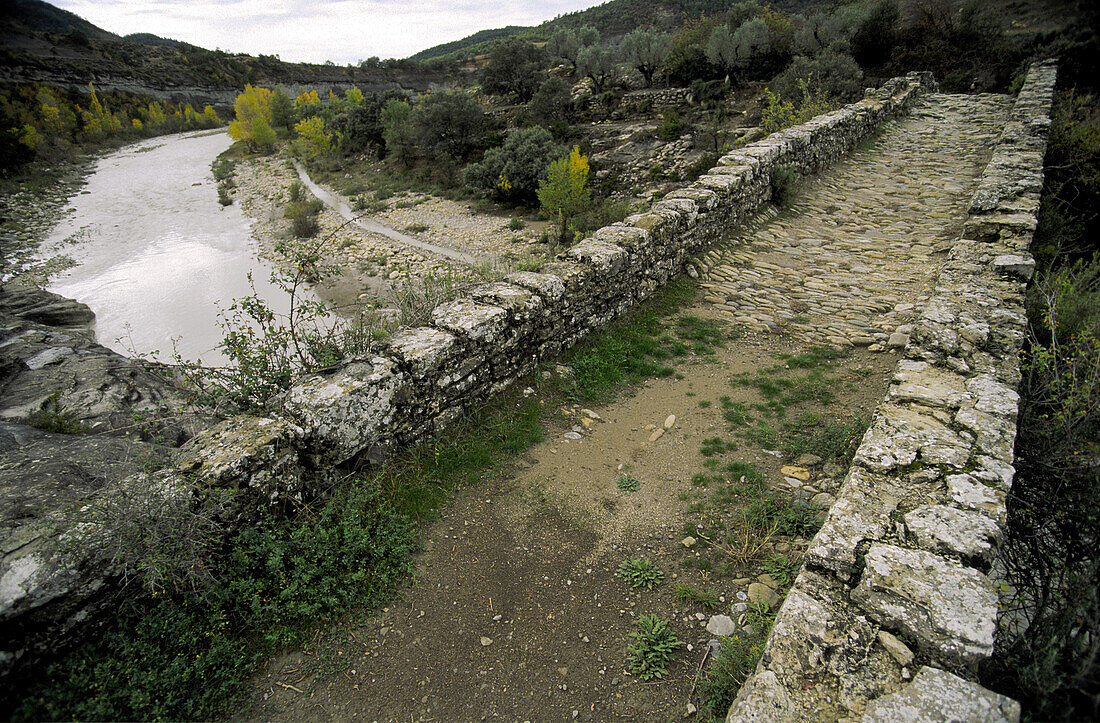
[622,29,672,87]
[576,45,618,92]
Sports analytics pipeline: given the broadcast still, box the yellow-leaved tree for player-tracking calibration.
[294,116,335,158]
[229,84,276,152]
[537,146,591,244]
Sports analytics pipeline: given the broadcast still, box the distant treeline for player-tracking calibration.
[0,82,222,176]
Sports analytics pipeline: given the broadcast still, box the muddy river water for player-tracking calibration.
[40,130,294,364]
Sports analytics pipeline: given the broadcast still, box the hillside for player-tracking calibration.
[0,0,448,108]
[408,26,530,61]
[0,0,117,40]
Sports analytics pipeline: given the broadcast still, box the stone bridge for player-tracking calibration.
[0,61,1057,720]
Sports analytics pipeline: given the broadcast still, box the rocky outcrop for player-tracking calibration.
[0,284,213,675]
[726,59,1056,722]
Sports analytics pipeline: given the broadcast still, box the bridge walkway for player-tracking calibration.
[698,93,1012,349]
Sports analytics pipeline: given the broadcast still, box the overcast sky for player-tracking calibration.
[51,0,603,63]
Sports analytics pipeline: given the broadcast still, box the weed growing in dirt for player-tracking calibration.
[699,436,737,456]
[674,583,718,608]
[627,614,682,680]
[617,473,641,495]
[743,493,820,537]
[618,558,665,589]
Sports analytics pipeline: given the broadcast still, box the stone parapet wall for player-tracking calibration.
[726,60,1057,723]
[176,72,936,507]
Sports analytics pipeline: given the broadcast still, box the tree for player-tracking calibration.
[706,25,737,77]
[576,46,618,92]
[269,88,294,136]
[332,90,405,155]
[537,146,590,244]
[547,26,600,72]
[527,76,574,128]
[294,116,335,158]
[849,0,899,67]
[229,84,275,152]
[769,50,863,104]
[414,91,486,161]
[622,29,672,87]
[732,17,772,67]
[463,126,564,203]
[380,98,414,165]
[480,37,546,102]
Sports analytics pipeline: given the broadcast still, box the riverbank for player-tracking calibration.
[0,157,97,286]
[228,152,552,312]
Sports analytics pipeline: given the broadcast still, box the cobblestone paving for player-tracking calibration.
[698,93,1012,349]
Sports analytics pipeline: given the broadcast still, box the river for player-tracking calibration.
[40,130,296,365]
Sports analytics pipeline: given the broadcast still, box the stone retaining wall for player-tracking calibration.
[175,72,937,509]
[725,60,1057,723]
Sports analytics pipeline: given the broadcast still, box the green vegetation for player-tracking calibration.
[14,479,414,721]
[617,557,665,589]
[537,146,591,243]
[0,82,221,178]
[27,392,88,434]
[673,582,718,608]
[283,181,324,237]
[626,613,682,680]
[560,280,718,403]
[617,473,641,494]
[698,629,768,717]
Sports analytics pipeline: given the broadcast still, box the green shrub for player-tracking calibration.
[626,614,682,680]
[617,473,641,494]
[27,392,87,434]
[698,633,767,716]
[463,126,564,204]
[508,216,526,230]
[284,194,323,238]
[761,76,833,134]
[658,109,685,141]
[13,480,413,721]
[770,165,799,206]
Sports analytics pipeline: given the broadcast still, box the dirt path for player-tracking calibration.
[241,325,898,722]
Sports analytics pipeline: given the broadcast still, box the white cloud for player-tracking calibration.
[51,0,602,63]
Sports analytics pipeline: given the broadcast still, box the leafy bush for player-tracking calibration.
[526,76,575,128]
[769,50,863,105]
[463,126,564,204]
[657,109,685,141]
[13,480,414,721]
[538,146,591,243]
[414,91,487,162]
[27,392,87,434]
[761,76,833,134]
[479,36,546,102]
[626,614,682,680]
[617,474,641,494]
[699,632,767,716]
